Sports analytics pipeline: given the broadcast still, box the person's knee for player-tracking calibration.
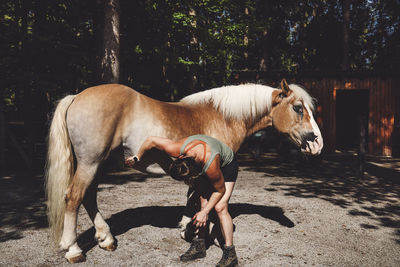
[215,202,228,215]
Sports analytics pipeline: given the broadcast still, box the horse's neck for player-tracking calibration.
[208,119,248,152]
[196,114,272,153]
[210,116,273,152]
[170,101,273,153]
[246,115,273,137]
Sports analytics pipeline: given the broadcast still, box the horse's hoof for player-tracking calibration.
[103,243,117,251]
[66,253,86,264]
[99,236,117,251]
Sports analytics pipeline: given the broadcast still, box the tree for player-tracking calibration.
[187,6,199,94]
[259,0,272,72]
[341,0,351,71]
[0,101,5,174]
[95,0,120,83]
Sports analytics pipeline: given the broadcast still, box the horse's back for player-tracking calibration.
[68,84,138,124]
[75,83,137,102]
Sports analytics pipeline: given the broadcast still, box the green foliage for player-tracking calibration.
[0,0,94,120]
[1,0,399,115]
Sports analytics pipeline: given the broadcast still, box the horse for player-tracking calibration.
[45,79,323,263]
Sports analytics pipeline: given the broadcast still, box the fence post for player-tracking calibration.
[358,115,367,177]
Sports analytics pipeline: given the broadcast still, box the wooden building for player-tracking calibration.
[233,72,400,157]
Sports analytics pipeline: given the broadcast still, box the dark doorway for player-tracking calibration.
[336,90,369,150]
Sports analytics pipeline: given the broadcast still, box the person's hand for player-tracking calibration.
[192,210,208,228]
[124,155,139,167]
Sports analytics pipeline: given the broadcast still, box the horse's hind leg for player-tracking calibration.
[60,163,98,263]
[82,181,116,251]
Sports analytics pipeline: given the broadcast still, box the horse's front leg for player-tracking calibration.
[59,165,97,263]
[83,182,116,251]
[179,187,199,241]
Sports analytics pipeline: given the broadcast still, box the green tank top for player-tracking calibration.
[180,135,234,175]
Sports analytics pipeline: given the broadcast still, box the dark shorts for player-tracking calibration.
[221,156,238,182]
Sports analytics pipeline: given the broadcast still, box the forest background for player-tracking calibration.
[1,0,399,171]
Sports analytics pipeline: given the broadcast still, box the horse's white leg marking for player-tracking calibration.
[179,216,193,239]
[65,243,84,263]
[59,211,86,263]
[93,213,115,250]
[179,188,198,240]
[60,164,98,263]
[59,210,78,251]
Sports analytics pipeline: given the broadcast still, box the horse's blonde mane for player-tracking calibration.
[180,83,316,119]
[288,84,316,111]
[180,84,274,120]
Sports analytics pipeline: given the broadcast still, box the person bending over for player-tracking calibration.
[127,134,238,267]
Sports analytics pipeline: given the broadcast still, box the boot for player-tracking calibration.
[180,237,206,262]
[216,245,238,267]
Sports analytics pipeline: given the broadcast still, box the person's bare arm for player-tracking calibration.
[192,155,226,227]
[136,136,183,161]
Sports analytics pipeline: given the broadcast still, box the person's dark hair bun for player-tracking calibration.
[169,157,200,184]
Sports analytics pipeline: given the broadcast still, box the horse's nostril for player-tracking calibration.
[315,137,319,145]
[300,132,318,150]
[304,132,317,142]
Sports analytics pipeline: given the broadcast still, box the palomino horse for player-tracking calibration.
[45,79,323,263]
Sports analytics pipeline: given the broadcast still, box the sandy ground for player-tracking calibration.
[0,152,399,267]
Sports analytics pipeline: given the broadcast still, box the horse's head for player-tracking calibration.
[270,79,323,155]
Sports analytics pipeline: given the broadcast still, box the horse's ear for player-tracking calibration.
[272,79,293,106]
[280,78,292,96]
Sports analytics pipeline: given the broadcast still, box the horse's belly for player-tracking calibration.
[137,164,167,175]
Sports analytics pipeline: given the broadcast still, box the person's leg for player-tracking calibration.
[215,181,238,267]
[214,182,235,246]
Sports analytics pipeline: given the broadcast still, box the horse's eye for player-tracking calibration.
[293,105,303,114]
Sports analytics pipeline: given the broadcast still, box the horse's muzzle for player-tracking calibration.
[301,132,323,155]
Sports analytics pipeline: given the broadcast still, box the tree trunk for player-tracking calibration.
[260,0,272,72]
[358,115,367,177]
[341,0,350,71]
[0,102,6,174]
[377,1,386,53]
[18,0,34,161]
[163,33,173,101]
[187,7,198,94]
[95,0,120,83]
[243,6,249,70]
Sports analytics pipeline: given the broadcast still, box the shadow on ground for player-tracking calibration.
[1,152,398,245]
[0,172,47,242]
[239,152,400,243]
[0,169,156,243]
[78,203,294,253]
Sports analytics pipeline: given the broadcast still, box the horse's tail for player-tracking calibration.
[44,95,76,244]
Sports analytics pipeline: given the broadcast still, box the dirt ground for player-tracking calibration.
[0,152,399,267]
